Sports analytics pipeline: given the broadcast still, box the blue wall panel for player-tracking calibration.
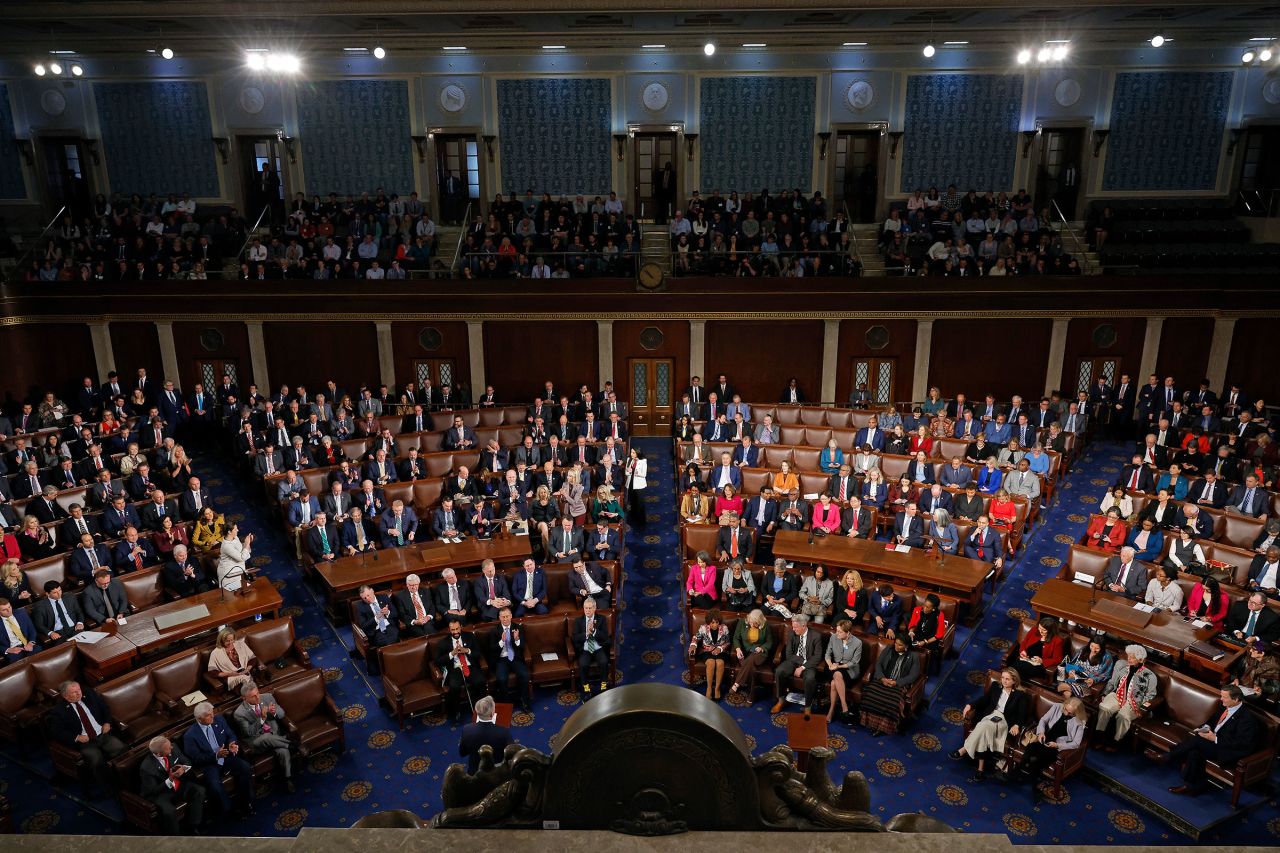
[496,78,612,196]
[295,79,415,196]
[93,81,219,197]
[900,74,1023,193]
[699,76,816,194]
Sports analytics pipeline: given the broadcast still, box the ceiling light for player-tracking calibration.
[246,51,266,70]
[1243,49,1256,63]
[542,45,565,50]
[265,53,284,71]
[343,47,368,52]
[1016,48,1031,64]
[281,54,301,73]
[34,63,46,76]
[160,46,174,59]
[842,42,868,47]
[1052,44,1069,60]
[742,43,766,48]
[49,62,62,75]
[70,64,83,76]
[1037,47,1052,62]
[373,45,386,59]
[1262,47,1275,62]
[703,41,716,56]
[442,46,468,51]
[642,44,665,49]
[922,43,936,57]
[49,50,76,55]
[1150,34,1165,47]
[944,41,969,45]
[1249,36,1275,41]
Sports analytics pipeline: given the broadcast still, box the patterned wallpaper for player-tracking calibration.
[496,78,612,196]
[1102,71,1233,192]
[0,83,25,199]
[92,81,219,197]
[295,79,415,196]
[900,74,1023,193]
[699,76,816,193]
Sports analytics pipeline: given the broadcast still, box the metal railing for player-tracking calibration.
[842,202,865,273]
[667,248,860,277]
[1238,189,1280,218]
[1050,198,1094,275]
[10,205,67,279]
[448,202,472,275]
[236,205,272,262]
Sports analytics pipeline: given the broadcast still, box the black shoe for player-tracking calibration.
[969,770,985,783]
[948,749,965,760]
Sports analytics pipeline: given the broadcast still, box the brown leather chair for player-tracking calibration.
[395,434,422,457]
[803,427,833,448]
[772,406,799,425]
[762,447,793,469]
[27,642,82,704]
[799,473,829,498]
[241,617,313,685]
[999,681,1090,797]
[792,448,821,473]
[497,426,525,448]
[97,669,172,746]
[741,469,770,495]
[273,668,345,757]
[425,454,455,478]
[543,564,577,616]
[880,454,910,482]
[681,524,721,561]
[799,408,826,426]
[779,425,806,446]
[341,438,372,461]
[1221,512,1265,550]
[148,649,211,713]
[453,451,481,472]
[419,431,445,452]
[0,662,40,747]
[379,636,444,728]
[478,409,505,427]
[23,555,78,594]
[524,615,574,688]
[1065,544,1112,584]
[412,480,445,517]
[120,567,165,611]
[501,406,527,425]
[825,410,853,429]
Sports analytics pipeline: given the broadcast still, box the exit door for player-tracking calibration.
[633,133,677,223]
[236,135,285,225]
[40,136,92,218]
[434,134,481,225]
[1034,128,1085,220]
[833,131,881,223]
[628,357,674,436]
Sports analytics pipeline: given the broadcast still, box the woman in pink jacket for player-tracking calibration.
[686,550,718,609]
[811,493,842,534]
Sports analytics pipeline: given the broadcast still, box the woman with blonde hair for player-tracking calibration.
[951,667,1031,781]
[207,627,260,691]
[530,485,561,552]
[729,608,776,699]
[562,468,587,526]
[17,515,56,563]
[0,559,32,605]
[591,484,624,525]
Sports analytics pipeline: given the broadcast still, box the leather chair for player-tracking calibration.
[340,438,372,460]
[241,617,313,686]
[780,426,806,446]
[425,454,454,478]
[478,409,505,428]
[148,649,211,713]
[799,473,829,497]
[97,669,173,747]
[497,426,524,448]
[880,454,910,482]
[1065,544,1112,584]
[453,451,481,472]
[301,470,330,495]
[1221,512,1265,550]
[500,406,528,425]
[23,554,79,594]
[825,410,853,429]
[0,663,40,748]
[412,480,445,517]
[383,482,414,509]
[420,431,446,452]
[523,615,574,688]
[120,567,165,611]
[804,427,833,448]
[761,447,793,469]
[272,668,345,758]
[771,407,799,424]
[543,564,577,616]
[998,680,1091,797]
[791,448,821,473]
[741,470,770,495]
[379,636,444,728]
[799,408,826,426]
[27,642,82,704]
[394,434,422,457]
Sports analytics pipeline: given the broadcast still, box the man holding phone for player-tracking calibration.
[141,735,207,835]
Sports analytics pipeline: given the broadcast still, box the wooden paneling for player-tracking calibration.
[109,321,163,385]
[263,322,379,396]
[705,321,824,404]
[1226,318,1278,404]
[173,321,254,391]
[1058,318,1147,395]
[928,319,1053,402]
[0,323,95,405]
[835,320,917,403]
[612,320,691,403]
[482,321,599,404]
[1155,317,1213,386]
[390,321,472,398]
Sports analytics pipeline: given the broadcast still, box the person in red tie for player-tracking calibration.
[1167,685,1260,796]
[435,618,486,724]
[140,735,206,835]
[48,681,126,796]
[1114,454,1154,493]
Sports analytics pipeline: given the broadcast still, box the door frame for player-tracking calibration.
[229,129,287,220]
[829,123,888,222]
[628,126,680,223]
[1028,118,1093,213]
[32,132,93,215]
[427,127,484,222]
[627,356,675,437]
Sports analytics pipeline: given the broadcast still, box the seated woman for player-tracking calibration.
[530,486,561,553]
[859,635,921,736]
[1138,488,1180,529]
[721,561,756,612]
[1180,428,1211,454]
[906,593,946,656]
[818,440,844,475]
[989,488,1018,530]
[887,476,917,513]
[1011,617,1065,683]
[929,509,959,555]
[950,667,1031,781]
[16,515,57,563]
[953,482,986,522]
[811,494,841,534]
[1024,444,1051,476]
[883,425,909,456]
[1099,485,1133,519]
[1125,517,1164,562]
[851,445,881,477]
[1155,463,1190,501]
[861,469,888,509]
[714,484,743,519]
[729,608,775,698]
[1084,506,1127,552]
[674,416,696,442]
[679,462,706,494]
[1174,443,1205,475]
[1011,697,1087,804]
[1144,563,1184,612]
[685,551,718,610]
[879,405,902,432]
[977,458,1003,494]
[1163,525,1206,575]
[151,514,190,558]
[591,485,625,525]
[191,506,226,551]
[909,425,935,457]
[921,387,945,417]
[835,569,868,627]
[1184,576,1230,631]
[997,439,1025,469]
[1056,632,1114,700]
[825,619,863,724]
[680,483,713,524]
[207,626,261,692]
[0,559,32,607]
[772,461,799,496]
[799,565,834,623]
[687,609,731,700]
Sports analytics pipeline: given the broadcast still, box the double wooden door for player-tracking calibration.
[628,357,674,436]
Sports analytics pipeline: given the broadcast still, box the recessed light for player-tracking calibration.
[160,47,174,59]
[442,46,468,51]
[246,52,266,70]
[1243,49,1257,63]
[842,42,868,47]
[742,43,766,48]
[343,47,369,52]
[33,64,46,76]
[1045,39,1071,44]
[1149,34,1165,47]
[1017,49,1031,64]
[542,45,566,50]
[1052,44,1069,60]
[373,46,386,59]
[1262,48,1275,62]
[922,44,936,57]
[49,50,76,55]
[70,64,83,76]
[1249,37,1275,41]
[49,62,63,75]
[642,44,666,49]
[944,41,969,45]
[703,41,716,56]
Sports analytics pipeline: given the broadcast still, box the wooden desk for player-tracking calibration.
[73,627,138,683]
[785,712,828,771]
[769,530,990,612]
[313,535,532,615]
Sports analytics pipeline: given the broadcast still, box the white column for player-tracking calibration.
[596,320,614,390]
[820,319,840,404]
[467,321,485,396]
[246,321,269,390]
[1139,317,1164,381]
[911,319,934,402]
[375,322,395,389]
[689,319,706,382]
[155,322,180,386]
[1206,317,1236,393]
[1044,318,1070,398]
[89,322,115,383]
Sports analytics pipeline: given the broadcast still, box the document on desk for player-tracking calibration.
[1072,571,1096,586]
[540,652,560,662]
[1133,602,1155,613]
[893,545,912,553]
[70,631,110,645]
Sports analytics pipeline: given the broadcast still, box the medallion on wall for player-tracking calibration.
[641,82,670,113]
[1054,78,1081,108]
[40,89,67,117]
[239,86,266,115]
[439,83,467,113]
[1264,78,1280,106]
[845,80,874,112]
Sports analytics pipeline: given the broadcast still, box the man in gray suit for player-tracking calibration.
[771,614,826,713]
[321,481,353,524]
[357,390,383,418]
[80,569,132,626]
[753,414,781,445]
[231,682,295,793]
[1099,547,1146,599]
[1003,459,1041,501]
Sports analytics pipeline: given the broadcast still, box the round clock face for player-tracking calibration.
[440,84,467,113]
[846,80,874,111]
[638,262,665,289]
[1054,78,1081,108]
[40,89,67,117]
[239,86,265,115]
[642,82,670,113]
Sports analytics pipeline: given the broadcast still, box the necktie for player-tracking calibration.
[504,627,514,660]
[319,527,329,553]
[7,617,26,645]
[1245,610,1258,636]
[1243,488,1255,512]
[798,633,807,663]
[1119,563,1130,586]
[87,547,99,569]
[55,599,71,629]
[75,702,96,738]
[455,638,470,675]
[206,725,223,765]
[163,756,179,790]
[413,593,426,624]
[449,585,459,610]
[488,578,495,600]
[1129,468,1140,490]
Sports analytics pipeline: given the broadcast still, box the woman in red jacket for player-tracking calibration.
[1184,576,1231,632]
[1011,617,1064,683]
[685,550,718,610]
[1084,506,1128,552]
[909,424,935,457]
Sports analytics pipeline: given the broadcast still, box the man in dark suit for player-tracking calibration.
[717,519,755,563]
[459,695,514,770]
[585,519,620,562]
[126,462,160,501]
[49,681,127,794]
[731,436,759,468]
[0,600,41,662]
[568,559,612,608]
[770,614,827,713]
[436,618,487,723]
[430,497,466,542]
[567,436,597,469]
[1099,547,1146,599]
[380,500,420,547]
[549,517,584,563]
[707,453,743,494]
[68,524,112,578]
[1230,475,1269,518]
[12,462,45,500]
[963,517,1004,570]
[340,506,378,555]
[917,484,953,515]
[181,703,254,817]
[1186,471,1227,509]
[1115,455,1156,493]
[511,558,548,616]
[304,514,340,563]
[113,526,159,572]
[887,503,926,548]
[1175,505,1216,541]
[478,440,510,474]
[744,488,779,536]
[401,404,430,435]
[1168,686,1260,796]
[485,610,532,712]
[842,497,874,539]
[829,465,858,504]
[394,574,436,637]
[163,545,211,598]
[1225,592,1280,644]
[573,597,612,699]
[1247,547,1280,596]
[29,486,69,525]
[472,560,514,622]
[777,489,809,532]
[1138,374,1162,430]
[140,490,180,531]
[178,477,212,521]
[354,585,399,675]
[140,735,206,835]
[32,581,85,644]
[251,444,284,479]
[434,568,473,623]
[442,416,478,451]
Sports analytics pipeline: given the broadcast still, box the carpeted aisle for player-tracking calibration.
[1,438,1277,843]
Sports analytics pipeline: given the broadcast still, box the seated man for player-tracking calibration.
[80,568,132,626]
[1098,546,1147,599]
[1186,471,1227,509]
[0,599,40,662]
[394,573,437,637]
[843,496,874,539]
[511,558,549,616]
[434,568,473,623]
[181,702,254,818]
[353,584,399,675]
[1225,591,1280,644]
[963,516,1005,571]
[163,545,212,598]
[1003,459,1041,502]
[568,558,612,609]
[49,680,126,795]
[431,496,466,543]
[363,448,398,486]
[770,614,825,714]
[304,512,340,563]
[573,597,612,699]
[140,735,207,836]
[886,502,926,548]
[380,499,420,548]
[70,532,114,582]
[938,456,973,489]
[777,489,809,532]
[340,505,378,555]
[113,526,159,572]
[231,683,296,794]
[1094,645,1158,750]
[102,494,143,539]
[435,617,487,723]
[550,516,584,564]
[1176,503,1215,540]
[707,452,742,495]
[442,416,478,451]
[32,581,85,645]
[486,609,532,713]
[1167,685,1260,797]
[744,486,779,535]
[472,559,513,622]
[585,518,620,562]
[1231,474,1269,519]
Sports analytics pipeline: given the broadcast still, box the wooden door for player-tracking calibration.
[628,357,674,436]
[193,358,242,398]
[1075,357,1118,397]
[39,136,92,217]
[633,133,677,222]
[434,134,481,224]
[236,135,285,224]
[834,131,881,223]
[851,357,897,405]
[414,358,457,390]
[1034,128,1085,220]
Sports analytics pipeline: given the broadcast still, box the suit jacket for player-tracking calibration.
[231,693,285,741]
[69,543,113,580]
[572,613,612,654]
[393,587,436,631]
[1230,484,1269,517]
[707,464,743,492]
[139,744,197,803]
[0,609,38,652]
[252,450,285,478]
[782,628,825,667]
[285,496,322,528]
[28,496,69,525]
[442,425,478,451]
[1101,556,1147,599]
[112,538,157,571]
[31,594,85,639]
[963,526,1002,562]
[717,526,755,560]
[80,580,130,624]
[479,448,510,473]
[1115,464,1156,493]
[514,444,544,468]
[1203,706,1261,765]
[889,513,926,547]
[354,594,399,645]
[430,506,465,539]
[304,524,340,560]
[321,492,353,521]
[353,489,386,518]
[842,506,873,538]
[511,569,547,608]
[1175,510,1215,541]
[568,563,612,601]
[853,427,884,451]
[472,574,513,620]
[908,459,935,484]
[162,557,209,595]
[828,474,858,502]
[401,413,431,434]
[339,517,378,551]
[585,527,621,561]
[731,444,759,467]
[48,688,115,746]
[433,581,473,616]
[744,495,779,530]
[1225,601,1280,643]
[177,489,211,521]
[1186,478,1228,509]
[139,499,180,531]
[938,464,973,488]
[549,526,585,562]
[459,720,514,774]
[380,508,420,544]
[283,446,313,471]
[182,714,241,772]
[363,457,398,484]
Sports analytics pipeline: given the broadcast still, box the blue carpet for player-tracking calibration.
[2,438,1278,843]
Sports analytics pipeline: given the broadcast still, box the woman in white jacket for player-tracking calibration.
[217,523,255,590]
[626,448,648,529]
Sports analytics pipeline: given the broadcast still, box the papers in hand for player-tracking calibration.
[71,630,110,645]
[540,652,559,662]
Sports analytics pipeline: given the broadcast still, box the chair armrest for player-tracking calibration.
[323,695,342,721]
[1234,747,1276,780]
[382,677,402,701]
[292,640,312,666]
[351,623,368,641]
